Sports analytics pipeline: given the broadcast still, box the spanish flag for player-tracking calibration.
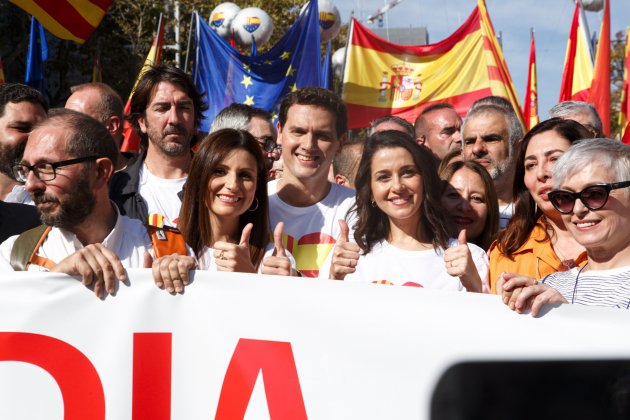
[559,1,593,102]
[342,0,523,129]
[523,29,539,130]
[120,14,165,153]
[587,0,610,136]
[9,0,111,44]
[620,28,630,144]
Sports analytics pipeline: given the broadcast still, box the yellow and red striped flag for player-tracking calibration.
[9,0,111,44]
[341,0,523,129]
[620,28,630,144]
[523,29,539,130]
[559,1,593,102]
[0,57,5,84]
[587,0,610,136]
[120,14,165,153]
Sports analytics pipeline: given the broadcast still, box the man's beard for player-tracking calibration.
[149,124,192,157]
[32,176,96,229]
[0,142,25,178]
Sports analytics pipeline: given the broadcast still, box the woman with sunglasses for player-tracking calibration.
[502,139,630,315]
[151,129,294,292]
[488,118,591,292]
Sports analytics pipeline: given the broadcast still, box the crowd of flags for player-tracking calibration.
[2,0,630,143]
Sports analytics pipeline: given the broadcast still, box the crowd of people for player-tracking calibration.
[0,64,628,316]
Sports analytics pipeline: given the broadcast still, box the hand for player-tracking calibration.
[501,275,568,316]
[50,243,127,298]
[262,222,294,276]
[329,220,360,280]
[213,223,257,273]
[152,253,196,294]
[443,230,482,293]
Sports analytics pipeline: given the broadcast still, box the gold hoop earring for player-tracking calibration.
[370,198,376,207]
[248,197,259,212]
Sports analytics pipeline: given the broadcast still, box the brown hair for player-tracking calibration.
[497,118,592,257]
[278,87,347,137]
[439,160,500,250]
[178,129,269,267]
[352,130,453,253]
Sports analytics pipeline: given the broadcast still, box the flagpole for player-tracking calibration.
[576,0,595,61]
[184,10,196,73]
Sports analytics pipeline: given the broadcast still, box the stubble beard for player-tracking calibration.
[0,142,25,178]
[33,176,96,229]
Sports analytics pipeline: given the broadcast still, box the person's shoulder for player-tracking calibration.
[110,154,144,194]
[119,215,151,241]
[325,182,356,206]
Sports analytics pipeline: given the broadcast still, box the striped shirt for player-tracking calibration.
[543,265,630,309]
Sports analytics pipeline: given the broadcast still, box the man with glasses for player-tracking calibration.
[0,109,151,298]
[210,103,280,171]
[500,139,630,315]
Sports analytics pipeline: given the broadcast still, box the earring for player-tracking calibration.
[248,197,259,212]
[370,198,376,207]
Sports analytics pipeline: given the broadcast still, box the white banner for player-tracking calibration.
[0,270,629,419]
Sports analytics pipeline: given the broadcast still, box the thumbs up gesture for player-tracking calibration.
[329,219,360,280]
[213,223,257,273]
[262,222,295,276]
[443,229,482,292]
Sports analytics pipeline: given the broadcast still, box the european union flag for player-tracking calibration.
[321,41,333,91]
[193,0,322,133]
[25,16,48,94]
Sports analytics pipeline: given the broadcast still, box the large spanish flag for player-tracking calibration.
[120,14,165,153]
[342,0,523,129]
[523,30,539,130]
[559,1,593,102]
[620,28,630,144]
[9,0,112,44]
[587,0,610,136]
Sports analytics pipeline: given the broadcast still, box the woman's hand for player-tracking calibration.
[152,253,197,294]
[213,223,257,273]
[329,220,360,280]
[501,275,568,316]
[443,230,483,293]
[262,222,295,276]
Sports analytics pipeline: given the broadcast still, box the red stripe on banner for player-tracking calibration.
[133,333,172,420]
[487,65,502,81]
[32,0,96,41]
[346,88,492,129]
[351,7,480,55]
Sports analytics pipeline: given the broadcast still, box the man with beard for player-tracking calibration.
[0,109,152,298]
[0,83,47,203]
[462,103,523,228]
[109,65,206,226]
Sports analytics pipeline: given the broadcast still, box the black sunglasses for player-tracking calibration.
[547,181,630,214]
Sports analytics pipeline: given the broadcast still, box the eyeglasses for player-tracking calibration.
[254,135,277,153]
[547,181,630,214]
[12,156,99,183]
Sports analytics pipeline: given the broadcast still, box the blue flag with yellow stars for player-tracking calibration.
[193,0,322,133]
[25,16,49,95]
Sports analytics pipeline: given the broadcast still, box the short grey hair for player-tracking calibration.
[462,103,523,147]
[368,115,415,137]
[210,103,272,133]
[548,101,603,135]
[553,139,630,192]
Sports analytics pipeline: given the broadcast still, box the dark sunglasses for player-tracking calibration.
[547,181,630,214]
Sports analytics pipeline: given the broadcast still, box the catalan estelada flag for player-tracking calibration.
[620,28,630,144]
[9,0,112,44]
[559,1,593,102]
[120,14,164,153]
[341,0,523,129]
[587,0,610,136]
[523,29,539,130]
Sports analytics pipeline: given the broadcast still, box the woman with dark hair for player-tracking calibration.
[489,118,591,292]
[152,129,294,292]
[440,160,500,250]
[329,130,487,292]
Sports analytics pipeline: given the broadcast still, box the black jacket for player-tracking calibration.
[0,201,41,243]
[109,153,149,224]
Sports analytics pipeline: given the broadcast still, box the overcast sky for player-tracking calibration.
[333,0,629,117]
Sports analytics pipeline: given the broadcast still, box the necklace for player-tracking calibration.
[570,264,588,304]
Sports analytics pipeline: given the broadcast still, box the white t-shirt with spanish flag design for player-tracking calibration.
[267,180,356,278]
[344,239,489,291]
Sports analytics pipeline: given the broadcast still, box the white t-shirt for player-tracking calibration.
[345,239,489,291]
[543,265,630,309]
[196,242,296,274]
[498,202,514,229]
[268,180,356,278]
[0,207,151,271]
[138,164,186,227]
